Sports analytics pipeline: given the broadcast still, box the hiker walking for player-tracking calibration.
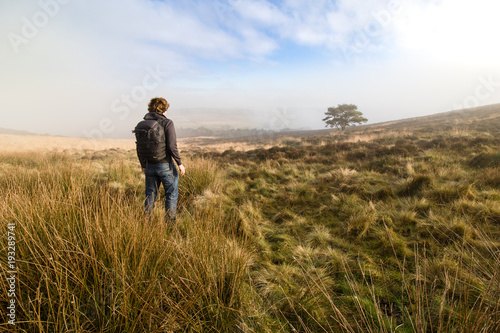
[133,97,185,225]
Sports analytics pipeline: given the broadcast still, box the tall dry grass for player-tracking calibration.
[0,152,251,332]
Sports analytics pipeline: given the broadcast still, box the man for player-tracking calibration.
[136,97,185,225]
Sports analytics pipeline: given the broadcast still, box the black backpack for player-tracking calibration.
[132,119,167,162]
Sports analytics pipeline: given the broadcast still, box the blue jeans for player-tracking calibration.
[144,162,179,221]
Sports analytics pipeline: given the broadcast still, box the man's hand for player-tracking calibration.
[179,164,186,176]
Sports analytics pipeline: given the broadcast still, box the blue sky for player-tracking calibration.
[1,0,500,138]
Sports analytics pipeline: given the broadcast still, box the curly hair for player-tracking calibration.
[148,97,169,114]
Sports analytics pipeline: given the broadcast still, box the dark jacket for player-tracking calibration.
[139,112,182,169]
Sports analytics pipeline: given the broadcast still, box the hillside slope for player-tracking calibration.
[372,103,500,132]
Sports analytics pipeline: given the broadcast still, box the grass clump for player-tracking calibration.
[397,174,433,197]
[469,152,500,168]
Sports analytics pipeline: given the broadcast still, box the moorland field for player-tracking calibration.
[1,105,500,332]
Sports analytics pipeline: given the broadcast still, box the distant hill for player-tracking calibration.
[210,103,500,143]
[0,127,41,136]
[174,107,259,129]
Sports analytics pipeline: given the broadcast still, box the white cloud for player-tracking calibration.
[230,0,288,26]
[395,0,500,65]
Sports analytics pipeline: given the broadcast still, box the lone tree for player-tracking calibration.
[323,104,368,131]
